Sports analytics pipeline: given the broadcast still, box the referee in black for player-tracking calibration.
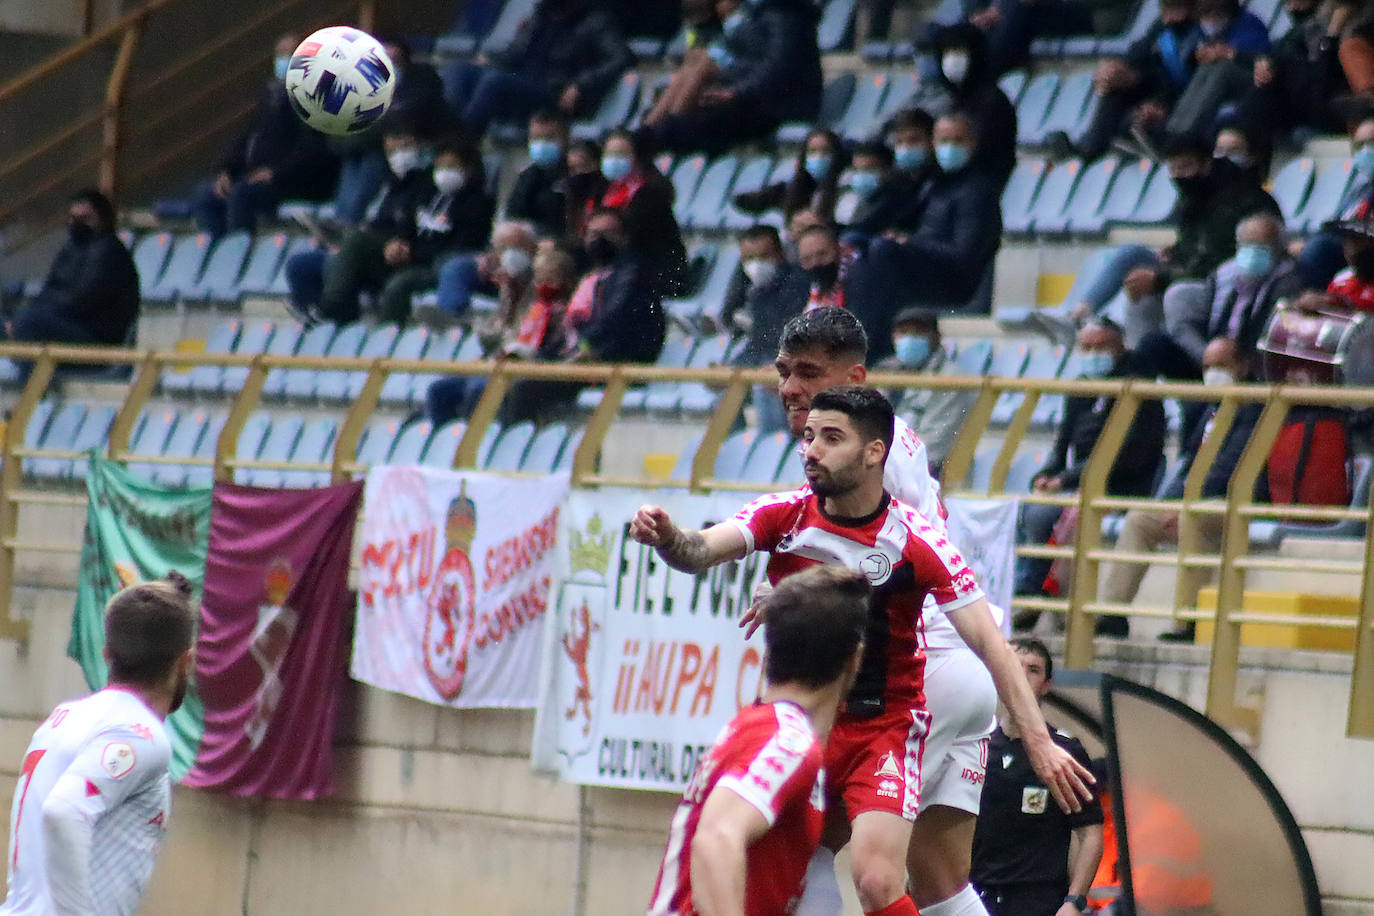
[971,638,1105,916]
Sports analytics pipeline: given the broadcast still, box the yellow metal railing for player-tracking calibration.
[0,344,1371,742]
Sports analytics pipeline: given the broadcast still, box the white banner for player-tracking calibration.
[532,488,771,791]
[352,466,570,708]
[944,495,1019,631]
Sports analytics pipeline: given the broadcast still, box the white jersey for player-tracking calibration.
[2,689,172,916]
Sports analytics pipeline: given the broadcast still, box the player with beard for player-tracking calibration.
[630,388,1092,916]
[2,572,196,916]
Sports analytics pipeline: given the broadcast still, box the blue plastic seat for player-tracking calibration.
[1271,157,1316,226]
[408,327,470,406]
[992,342,1067,424]
[953,340,993,375]
[181,410,229,488]
[1096,0,1159,55]
[713,429,757,480]
[27,403,87,480]
[1001,158,1050,235]
[743,431,792,483]
[354,417,404,470]
[306,321,384,401]
[423,420,469,468]
[1027,159,1085,234]
[669,432,707,481]
[278,417,338,488]
[678,335,734,413]
[149,409,211,488]
[236,233,293,297]
[129,233,173,293]
[144,233,212,304]
[776,73,856,145]
[520,424,569,472]
[1096,158,1155,227]
[66,405,118,481]
[1015,72,1060,146]
[572,71,640,140]
[721,155,776,230]
[1004,448,1048,494]
[212,319,278,395]
[485,421,536,470]
[1031,70,1093,146]
[833,72,891,141]
[240,416,303,487]
[389,420,435,467]
[817,0,857,51]
[684,156,741,231]
[638,336,702,412]
[477,0,535,55]
[670,156,709,225]
[124,409,179,481]
[183,232,251,302]
[1296,158,1355,233]
[1063,157,1125,235]
[266,322,335,400]
[266,237,319,297]
[1125,165,1179,225]
[997,70,1028,106]
[874,70,921,124]
[553,428,584,472]
[164,319,240,395]
[666,244,740,324]
[379,324,433,406]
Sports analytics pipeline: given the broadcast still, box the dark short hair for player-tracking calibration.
[809,385,895,462]
[763,565,870,689]
[740,224,783,249]
[529,109,570,132]
[889,107,935,135]
[70,188,115,230]
[105,571,196,686]
[1011,636,1053,681]
[892,307,940,333]
[602,127,643,163]
[852,140,895,168]
[779,306,868,363]
[1163,132,1212,162]
[435,136,483,172]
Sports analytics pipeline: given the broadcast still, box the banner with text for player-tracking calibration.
[531,488,771,791]
[352,466,570,708]
[944,495,1018,632]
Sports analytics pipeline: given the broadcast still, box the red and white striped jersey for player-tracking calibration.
[2,688,172,916]
[729,489,983,713]
[647,701,824,916]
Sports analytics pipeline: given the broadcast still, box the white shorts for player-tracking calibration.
[917,647,997,815]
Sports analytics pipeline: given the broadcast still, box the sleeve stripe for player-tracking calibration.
[727,519,756,555]
[715,727,811,827]
[934,590,984,615]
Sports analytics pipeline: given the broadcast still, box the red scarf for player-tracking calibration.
[597,173,646,211]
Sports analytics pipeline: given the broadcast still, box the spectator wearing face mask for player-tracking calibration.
[192,33,337,237]
[1161,0,1270,140]
[420,220,539,324]
[796,224,850,313]
[720,224,810,432]
[732,128,846,224]
[1238,0,1353,143]
[842,141,926,245]
[589,129,688,296]
[872,309,976,475]
[563,207,666,363]
[1096,336,1258,641]
[560,138,607,240]
[1211,123,1269,186]
[1014,319,1166,624]
[505,110,572,238]
[887,107,938,188]
[1294,115,1374,289]
[927,24,1017,191]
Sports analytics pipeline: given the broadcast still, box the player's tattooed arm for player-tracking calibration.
[630,506,748,574]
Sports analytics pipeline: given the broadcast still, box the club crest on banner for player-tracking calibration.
[425,483,479,699]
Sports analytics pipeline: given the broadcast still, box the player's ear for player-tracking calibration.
[848,363,867,384]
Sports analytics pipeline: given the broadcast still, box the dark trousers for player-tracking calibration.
[5,307,104,384]
[1015,501,1065,596]
[1135,330,1206,434]
[192,178,282,237]
[1073,89,1141,161]
[443,61,554,134]
[977,882,1069,916]
[637,98,778,156]
[1297,231,1348,290]
[427,375,583,426]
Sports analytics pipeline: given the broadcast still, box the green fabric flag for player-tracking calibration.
[69,452,212,780]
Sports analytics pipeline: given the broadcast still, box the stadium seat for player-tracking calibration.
[12,401,55,472]
[1095,158,1155,228]
[742,431,793,483]
[1014,73,1060,146]
[768,157,797,186]
[833,72,891,141]
[553,427,584,472]
[1246,0,1283,28]
[669,432,707,481]
[874,70,921,124]
[164,318,240,395]
[218,412,273,484]
[1063,157,1124,235]
[720,155,776,230]
[211,319,278,396]
[180,410,229,488]
[234,233,293,298]
[966,446,998,492]
[677,335,733,413]
[1296,158,1355,233]
[265,322,333,400]
[129,233,173,293]
[278,417,338,488]
[124,409,179,481]
[993,342,1068,425]
[817,0,857,51]
[27,402,87,480]
[665,244,740,325]
[294,320,367,400]
[1027,159,1086,235]
[1253,455,1374,546]
[1001,158,1050,235]
[266,237,319,297]
[953,340,993,375]
[684,156,741,231]
[149,409,211,488]
[1029,70,1093,146]
[239,415,303,488]
[485,422,536,470]
[379,325,433,406]
[477,0,535,55]
[340,322,401,400]
[474,423,504,468]
[776,73,856,145]
[143,233,212,304]
[182,232,251,302]
[423,420,469,469]
[520,424,569,473]
[1125,165,1179,225]
[407,327,470,407]
[354,417,403,470]
[1270,157,1316,226]
[670,156,709,225]
[997,70,1028,107]
[638,335,701,412]
[714,429,757,480]
[65,406,118,482]
[572,71,640,140]
[627,35,666,58]
[1096,0,1160,55]
[1005,449,1048,493]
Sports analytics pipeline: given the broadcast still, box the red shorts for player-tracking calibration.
[824,706,933,823]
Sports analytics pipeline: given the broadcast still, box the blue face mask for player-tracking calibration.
[893,335,932,367]
[528,138,562,168]
[274,55,291,82]
[601,155,633,182]
[1355,145,1374,177]
[935,143,971,173]
[1235,243,1274,279]
[850,170,881,196]
[805,153,832,179]
[1079,351,1116,378]
[894,145,928,171]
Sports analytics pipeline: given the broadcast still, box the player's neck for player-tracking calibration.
[820,476,886,522]
[763,683,843,741]
[106,681,174,720]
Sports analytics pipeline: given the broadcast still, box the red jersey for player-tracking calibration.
[1327,268,1374,312]
[647,701,825,916]
[729,489,983,715]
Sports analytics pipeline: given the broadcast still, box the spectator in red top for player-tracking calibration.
[591,129,688,296]
[1298,217,1374,313]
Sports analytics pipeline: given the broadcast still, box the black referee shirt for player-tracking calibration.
[970,725,1104,888]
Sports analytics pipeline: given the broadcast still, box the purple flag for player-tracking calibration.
[183,480,363,799]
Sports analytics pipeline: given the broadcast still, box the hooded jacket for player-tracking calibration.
[930,24,1018,191]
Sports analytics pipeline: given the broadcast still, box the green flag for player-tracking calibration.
[70,452,212,780]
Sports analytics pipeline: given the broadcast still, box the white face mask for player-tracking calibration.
[387,148,421,178]
[1203,367,1236,387]
[500,246,533,277]
[942,50,971,84]
[742,258,779,287]
[433,167,467,194]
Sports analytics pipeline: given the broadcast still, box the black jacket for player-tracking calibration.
[1170,161,1282,282]
[847,172,927,239]
[930,25,1017,190]
[1165,402,1263,500]
[723,262,810,367]
[410,185,496,265]
[368,170,441,240]
[506,162,568,238]
[1125,20,1202,106]
[221,81,337,200]
[615,173,689,297]
[494,3,634,113]
[720,1,823,123]
[580,254,666,363]
[903,167,1002,295]
[33,232,140,346]
[1039,359,1167,495]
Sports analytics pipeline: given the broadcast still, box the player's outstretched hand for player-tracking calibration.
[739,580,773,638]
[630,505,677,549]
[1027,739,1095,814]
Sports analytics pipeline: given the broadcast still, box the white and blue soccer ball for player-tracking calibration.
[285,26,396,136]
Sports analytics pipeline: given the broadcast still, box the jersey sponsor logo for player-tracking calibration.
[1021,786,1048,815]
[874,751,903,780]
[101,742,137,779]
[860,551,893,585]
[960,767,984,786]
[877,778,901,799]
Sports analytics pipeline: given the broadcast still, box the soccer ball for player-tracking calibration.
[284,26,396,136]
